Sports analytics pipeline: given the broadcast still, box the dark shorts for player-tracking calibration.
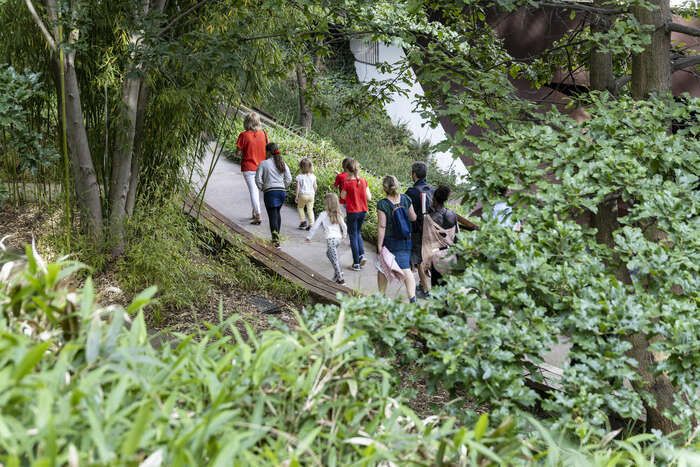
[384,237,412,269]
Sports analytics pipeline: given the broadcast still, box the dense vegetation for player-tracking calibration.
[4,247,700,465]
[2,0,700,460]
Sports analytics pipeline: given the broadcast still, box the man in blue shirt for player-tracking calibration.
[405,161,434,297]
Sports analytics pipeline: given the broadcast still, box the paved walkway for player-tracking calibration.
[192,143,407,299]
[192,142,570,370]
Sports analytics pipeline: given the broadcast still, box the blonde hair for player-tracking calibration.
[244,112,262,131]
[299,158,313,174]
[325,193,343,226]
[382,175,400,196]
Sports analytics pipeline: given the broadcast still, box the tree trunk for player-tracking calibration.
[296,64,312,131]
[125,83,149,217]
[589,4,615,92]
[108,70,142,256]
[592,196,678,433]
[61,55,104,239]
[628,0,679,433]
[631,0,672,98]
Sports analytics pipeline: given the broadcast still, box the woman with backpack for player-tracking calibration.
[236,112,268,225]
[340,159,372,271]
[376,175,418,302]
[255,142,291,248]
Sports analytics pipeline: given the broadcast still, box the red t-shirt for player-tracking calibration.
[236,130,267,172]
[334,172,348,204]
[342,177,368,213]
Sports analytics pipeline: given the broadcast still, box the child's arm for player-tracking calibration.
[313,175,318,192]
[306,212,325,241]
[340,217,347,239]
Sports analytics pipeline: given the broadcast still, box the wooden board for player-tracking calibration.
[184,196,355,305]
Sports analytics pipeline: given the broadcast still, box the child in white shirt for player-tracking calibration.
[296,158,317,230]
[306,193,347,284]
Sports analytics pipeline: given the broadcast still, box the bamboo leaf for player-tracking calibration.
[13,340,50,382]
[121,401,153,458]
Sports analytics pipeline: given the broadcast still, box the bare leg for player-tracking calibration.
[402,268,416,300]
[378,272,388,293]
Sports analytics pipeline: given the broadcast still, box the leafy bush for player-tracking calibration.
[2,244,699,465]
[260,71,458,189]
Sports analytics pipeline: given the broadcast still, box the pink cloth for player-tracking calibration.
[377,246,405,282]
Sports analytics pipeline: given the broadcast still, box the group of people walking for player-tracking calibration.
[236,112,458,302]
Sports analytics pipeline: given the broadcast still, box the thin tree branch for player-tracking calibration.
[24,0,56,50]
[672,55,700,71]
[667,22,700,37]
[539,2,627,15]
[159,0,207,35]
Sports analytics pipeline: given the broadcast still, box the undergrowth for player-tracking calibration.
[116,198,308,320]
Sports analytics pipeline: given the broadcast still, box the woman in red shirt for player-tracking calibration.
[236,112,267,225]
[333,158,352,215]
[340,160,372,270]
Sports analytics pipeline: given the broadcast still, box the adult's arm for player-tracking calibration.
[377,210,387,253]
[407,204,417,222]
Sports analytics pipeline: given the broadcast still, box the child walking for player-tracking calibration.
[296,158,317,230]
[306,193,347,285]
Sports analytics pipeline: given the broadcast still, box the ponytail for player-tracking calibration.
[266,142,285,173]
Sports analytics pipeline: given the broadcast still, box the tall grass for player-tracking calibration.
[114,197,307,319]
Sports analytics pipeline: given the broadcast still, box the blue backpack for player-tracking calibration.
[392,199,412,240]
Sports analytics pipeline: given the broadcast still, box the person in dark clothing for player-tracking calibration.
[405,161,434,296]
[427,185,458,287]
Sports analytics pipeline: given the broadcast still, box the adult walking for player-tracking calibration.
[377,176,418,302]
[424,185,458,287]
[340,159,371,271]
[405,161,434,297]
[255,142,291,248]
[236,112,268,225]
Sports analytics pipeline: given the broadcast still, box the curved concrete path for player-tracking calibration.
[192,143,408,300]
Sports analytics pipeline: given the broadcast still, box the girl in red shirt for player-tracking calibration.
[236,112,267,225]
[340,160,372,270]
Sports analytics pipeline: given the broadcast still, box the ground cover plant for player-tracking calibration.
[3,245,700,465]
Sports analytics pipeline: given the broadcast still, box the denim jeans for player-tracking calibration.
[264,190,286,242]
[346,211,366,266]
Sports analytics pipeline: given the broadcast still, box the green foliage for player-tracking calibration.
[307,95,700,438]
[260,71,457,188]
[115,197,307,317]
[0,66,58,197]
[3,245,700,465]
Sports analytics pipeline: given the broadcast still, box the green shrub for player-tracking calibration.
[2,245,698,465]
